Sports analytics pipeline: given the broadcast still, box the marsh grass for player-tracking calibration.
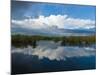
[11,34,96,48]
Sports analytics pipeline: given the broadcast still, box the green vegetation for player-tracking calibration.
[61,36,96,46]
[11,34,96,48]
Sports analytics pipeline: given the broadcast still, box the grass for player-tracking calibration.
[11,34,96,48]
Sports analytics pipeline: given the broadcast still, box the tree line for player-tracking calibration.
[11,34,96,48]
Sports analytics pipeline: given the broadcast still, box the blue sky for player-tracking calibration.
[11,1,96,20]
[11,1,96,35]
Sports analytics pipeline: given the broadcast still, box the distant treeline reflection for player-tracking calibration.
[12,34,96,48]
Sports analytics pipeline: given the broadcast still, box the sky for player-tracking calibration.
[11,1,96,35]
[11,1,96,20]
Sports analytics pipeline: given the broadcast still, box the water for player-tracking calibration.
[11,41,96,74]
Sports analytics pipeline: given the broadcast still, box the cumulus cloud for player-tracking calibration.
[12,15,95,29]
[12,41,95,61]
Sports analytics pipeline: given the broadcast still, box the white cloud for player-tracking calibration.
[12,15,95,29]
[65,18,95,29]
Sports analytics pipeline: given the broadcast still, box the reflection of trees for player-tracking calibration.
[32,40,37,48]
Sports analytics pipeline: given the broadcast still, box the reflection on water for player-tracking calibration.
[11,41,96,74]
[12,41,96,61]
